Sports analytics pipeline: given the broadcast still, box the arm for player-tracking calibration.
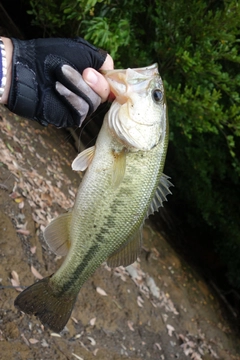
[0,37,13,104]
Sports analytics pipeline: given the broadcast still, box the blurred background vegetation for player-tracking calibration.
[4,0,240,289]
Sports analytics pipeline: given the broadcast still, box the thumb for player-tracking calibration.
[82,54,114,103]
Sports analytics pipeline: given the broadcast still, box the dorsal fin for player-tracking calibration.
[146,174,173,218]
[112,149,126,188]
[72,146,95,171]
[107,227,142,268]
[43,212,72,256]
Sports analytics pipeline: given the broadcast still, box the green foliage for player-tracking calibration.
[82,17,131,58]
[25,0,240,286]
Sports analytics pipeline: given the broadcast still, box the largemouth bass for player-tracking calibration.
[14,63,172,332]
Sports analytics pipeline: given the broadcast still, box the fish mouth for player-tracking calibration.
[101,63,159,78]
[102,63,159,102]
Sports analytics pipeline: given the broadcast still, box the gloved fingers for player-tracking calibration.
[8,37,109,126]
[56,81,90,126]
[60,64,101,113]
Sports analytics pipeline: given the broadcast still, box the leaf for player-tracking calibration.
[93,348,99,356]
[16,229,30,236]
[18,201,25,209]
[6,142,14,153]
[30,246,37,254]
[31,265,43,279]
[87,337,96,346]
[71,316,78,324]
[191,352,202,360]
[29,338,39,344]
[154,343,162,351]
[90,317,96,326]
[11,271,22,292]
[9,192,21,199]
[50,333,61,337]
[127,320,134,331]
[41,339,49,347]
[96,287,107,296]
[14,197,24,204]
[166,324,175,337]
[137,295,144,307]
[72,353,84,360]
[68,188,75,197]
[21,333,30,346]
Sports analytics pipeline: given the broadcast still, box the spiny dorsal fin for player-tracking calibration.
[146,174,173,218]
[43,212,72,256]
[107,227,142,268]
[112,149,126,188]
[14,275,77,333]
[72,145,95,171]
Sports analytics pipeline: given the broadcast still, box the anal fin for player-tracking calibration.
[107,227,142,268]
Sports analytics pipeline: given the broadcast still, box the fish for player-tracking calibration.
[14,63,172,332]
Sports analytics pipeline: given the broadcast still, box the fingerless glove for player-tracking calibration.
[7,37,107,127]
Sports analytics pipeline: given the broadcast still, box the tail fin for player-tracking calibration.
[14,276,77,333]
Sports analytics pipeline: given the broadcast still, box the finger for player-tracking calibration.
[82,68,110,103]
[56,81,90,126]
[99,54,114,71]
[83,54,114,103]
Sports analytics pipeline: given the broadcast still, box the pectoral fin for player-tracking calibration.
[112,149,126,188]
[43,212,72,256]
[146,173,173,218]
[107,227,142,267]
[72,146,95,171]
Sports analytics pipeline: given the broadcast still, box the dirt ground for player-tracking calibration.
[0,104,240,360]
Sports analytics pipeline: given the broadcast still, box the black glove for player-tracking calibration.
[7,37,107,127]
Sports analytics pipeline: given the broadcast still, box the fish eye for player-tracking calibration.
[152,89,163,103]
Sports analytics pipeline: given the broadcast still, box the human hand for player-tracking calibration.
[55,55,113,127]
[4,37,113,127]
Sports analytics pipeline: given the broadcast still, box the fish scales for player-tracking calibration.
[55,133,166,292]
[14,63,172,332]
